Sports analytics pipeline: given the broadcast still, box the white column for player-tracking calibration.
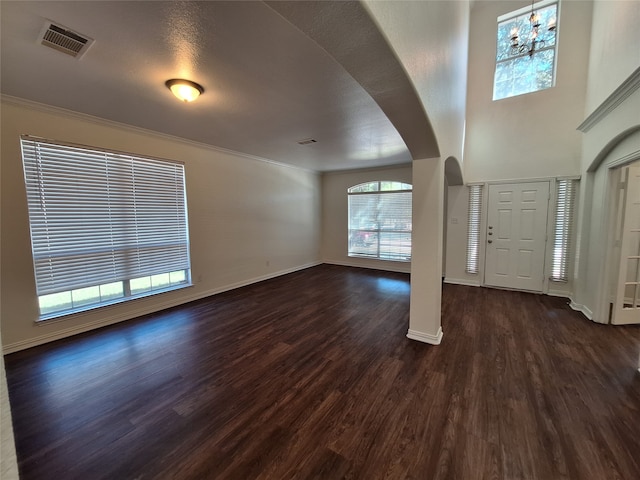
[408,157,444,345]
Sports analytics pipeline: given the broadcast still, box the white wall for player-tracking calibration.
[444,0,593,296]
[0,95,19,479]
[583,0,640,116]
[321,165,412,273]
[574,115,640,322]
[463,0,591,182]
[572,0,640,323]
[574,128,640,322]
[578,0,640,174]
[363,0,469,165]
[1,299,19,480]
[362,0,469,346]
[445,185,481,286]
[1,98,321,351]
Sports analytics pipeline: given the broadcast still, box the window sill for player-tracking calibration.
[36,283,193,323]
[348,254,411,263]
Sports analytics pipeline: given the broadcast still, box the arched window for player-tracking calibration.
[347,181,412,261]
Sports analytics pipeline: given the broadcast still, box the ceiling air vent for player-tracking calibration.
[297,138,317,145]
[39,22,94,59]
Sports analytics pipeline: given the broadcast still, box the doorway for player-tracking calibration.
[610,163,640,325]
[484,181,550,292]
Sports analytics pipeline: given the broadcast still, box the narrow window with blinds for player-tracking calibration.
[20,136,191,320]
[466,185,483,274]
[550,179,578,282]
[347,181,412,262]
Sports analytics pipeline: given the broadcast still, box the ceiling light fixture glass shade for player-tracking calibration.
[165,79,204,102]
[508,0,556,58]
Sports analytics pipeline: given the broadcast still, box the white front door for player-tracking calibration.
[485,182,550,292]
[612,165,640,325]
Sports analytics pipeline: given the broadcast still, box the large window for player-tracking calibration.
[21,136,191,320]
[550,178,578,282]
[348,181,412,262]
[493,0,558,100]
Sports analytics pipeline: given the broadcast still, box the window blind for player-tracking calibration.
[466,185,483,274]
[21,136,190,296]
[348,183,412,262]
[550,179,577,282]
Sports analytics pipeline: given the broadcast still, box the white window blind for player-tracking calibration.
[551,179,577,282]
[466,185,483,274]
[21,136,190,297]
[348,181,412,262]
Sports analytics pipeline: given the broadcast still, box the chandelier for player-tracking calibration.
[509,1,556,58]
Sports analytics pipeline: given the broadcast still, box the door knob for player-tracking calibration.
[488,240,493,244]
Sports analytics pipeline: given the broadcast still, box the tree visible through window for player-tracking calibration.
[348,181,412,262]
[493,0,558,100]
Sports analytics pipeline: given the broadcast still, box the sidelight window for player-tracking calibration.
[550,178,578,282]
[466,184,484,274]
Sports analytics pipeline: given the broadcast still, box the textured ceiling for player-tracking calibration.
[0,1,439,172]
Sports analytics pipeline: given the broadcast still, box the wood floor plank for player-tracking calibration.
[5,265,640,479]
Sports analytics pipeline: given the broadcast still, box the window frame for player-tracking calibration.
[493,0,559,101]
[20,136,192,321]
[466,184,484,275]
[347,181,413,263]
[550,178,578,283]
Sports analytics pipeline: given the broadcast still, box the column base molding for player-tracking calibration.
[407,327,443,345]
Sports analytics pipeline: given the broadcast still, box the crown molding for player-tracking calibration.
[0,94,317,174]
[578,67,640,133]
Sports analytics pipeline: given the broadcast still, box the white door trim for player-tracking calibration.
[596,152,640,324]
[611,164,640,325]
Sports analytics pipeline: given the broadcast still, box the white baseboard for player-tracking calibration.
[406,327,443,345]
[3,261,322,354]
[443,277,481,287]
[323,259,411,274]
[569,300,594,320]
[547,290,572,299]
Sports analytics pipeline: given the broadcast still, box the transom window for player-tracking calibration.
[347,181,412,262]
[493,0,559,100]
[20,136,192,320]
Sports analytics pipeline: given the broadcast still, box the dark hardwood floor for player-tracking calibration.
[5,264,640,480]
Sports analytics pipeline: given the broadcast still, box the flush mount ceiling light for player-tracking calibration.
[165,79,204,103]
